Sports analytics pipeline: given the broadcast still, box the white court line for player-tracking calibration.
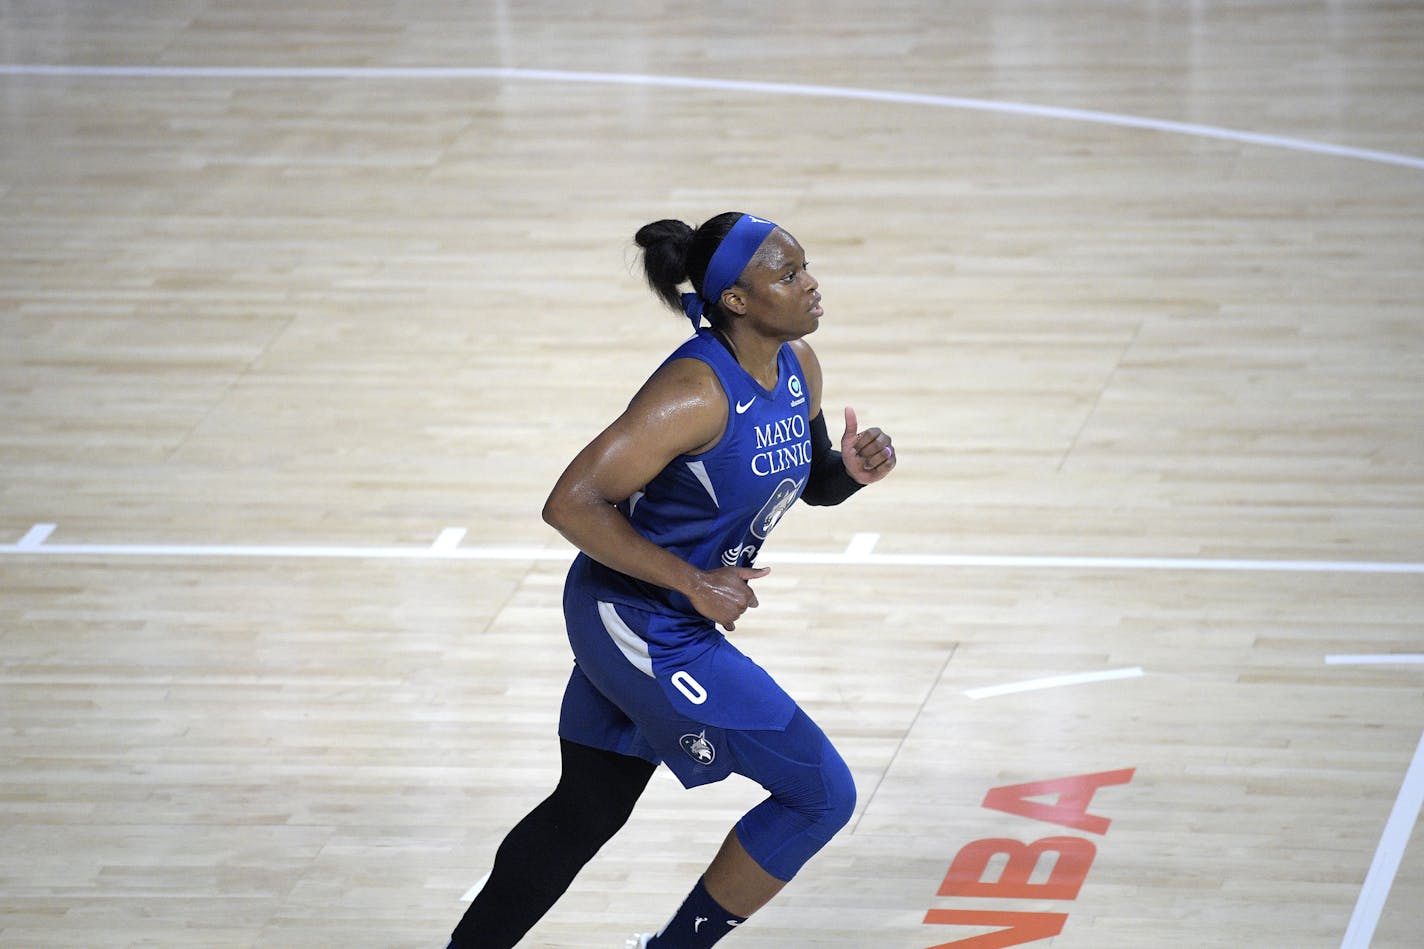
[460,871,491,904]
[775,552,1424,574]
[2,64,1422,171]
[430,527,467,552]
[1340,729,1424,949]
[965,666,1144,700]
[16,523,56,548]
[0,541,567,561]
[1326,655,1424,665]
[843,532,880,558]
[3,528,1423,574]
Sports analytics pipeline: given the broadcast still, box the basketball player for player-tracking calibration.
[446,213,896,949]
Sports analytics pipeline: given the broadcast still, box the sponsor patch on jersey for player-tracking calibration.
[788,374,805,407]
[720,542,759,566]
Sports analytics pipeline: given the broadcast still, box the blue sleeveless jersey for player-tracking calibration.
[575,328,812,619]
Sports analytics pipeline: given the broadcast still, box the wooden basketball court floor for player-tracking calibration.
[2,3,1422,947]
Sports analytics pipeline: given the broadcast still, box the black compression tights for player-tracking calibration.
[449,739,656,949]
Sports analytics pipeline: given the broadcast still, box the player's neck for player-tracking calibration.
[720,326,781,390]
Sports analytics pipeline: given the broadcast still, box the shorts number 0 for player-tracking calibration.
[670,670,708,705]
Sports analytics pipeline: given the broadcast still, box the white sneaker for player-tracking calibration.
[623,935,651,949]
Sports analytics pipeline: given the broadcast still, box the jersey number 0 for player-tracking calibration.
[670,670,709,705]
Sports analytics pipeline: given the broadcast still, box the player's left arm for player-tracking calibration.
[790,339,896,506]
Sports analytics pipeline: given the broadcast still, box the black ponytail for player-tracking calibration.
[634,219,695,313]
[634,212,746,320]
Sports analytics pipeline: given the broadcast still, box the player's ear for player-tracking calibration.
[720,286,748,316]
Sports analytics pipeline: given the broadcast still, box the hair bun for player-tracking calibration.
[635,219,696,313]
[634,219,694,252]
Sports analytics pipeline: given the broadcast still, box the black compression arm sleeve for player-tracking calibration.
[800,411,866,506]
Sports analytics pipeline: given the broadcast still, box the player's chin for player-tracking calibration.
[786,312,822,341]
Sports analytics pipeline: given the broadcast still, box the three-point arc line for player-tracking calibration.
[2,64,1423,171]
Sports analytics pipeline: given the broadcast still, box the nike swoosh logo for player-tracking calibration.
[735,398,755,414]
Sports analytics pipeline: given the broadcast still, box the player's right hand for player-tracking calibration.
[688,566,771,631]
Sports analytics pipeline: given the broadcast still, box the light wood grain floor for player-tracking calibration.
[2,3,1422,947]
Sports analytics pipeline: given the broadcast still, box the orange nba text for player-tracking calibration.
[921,767,1135,949]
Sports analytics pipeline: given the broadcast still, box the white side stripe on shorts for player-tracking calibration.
[597,601,655,677]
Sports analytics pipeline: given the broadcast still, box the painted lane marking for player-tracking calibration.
[965,667,1145,700]
[775,552,1424,573]
[0,542,566,560]
[1,64,1421,171]
[1326,655,1424,665]
[16,523,56,548]
[1340,729,1424,949]
[431,527,467,552]
[843,532,880,558]
[4,527,1423,574]
[460,871,491,903]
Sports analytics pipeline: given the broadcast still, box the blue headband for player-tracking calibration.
[680,214,779,330]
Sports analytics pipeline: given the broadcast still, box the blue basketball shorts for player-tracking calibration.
[557,577,857,880]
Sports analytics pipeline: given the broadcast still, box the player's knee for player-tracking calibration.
[732,743,857,881]
[784,740,857,845]
[792,711,856,826]
[816,743,856,838]
[752,713,856,837]
[549,741,652,854]
[563,787,633,848]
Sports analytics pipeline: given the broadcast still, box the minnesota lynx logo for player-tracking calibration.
[679,731,716,765]
[750,478,802,539]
